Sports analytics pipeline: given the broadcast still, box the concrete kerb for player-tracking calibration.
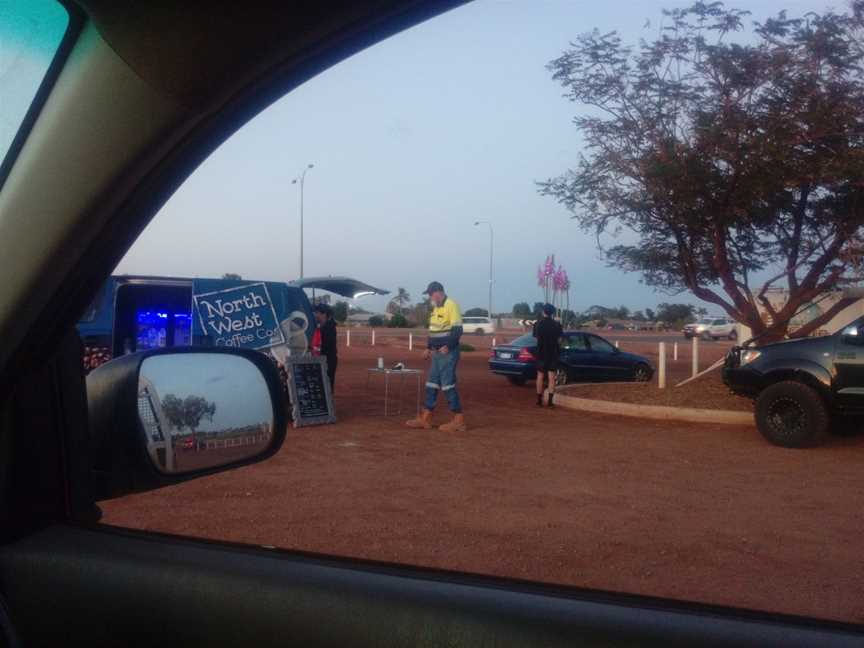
[552,383,754,426]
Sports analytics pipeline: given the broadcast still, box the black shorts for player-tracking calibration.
[537,354,559,372]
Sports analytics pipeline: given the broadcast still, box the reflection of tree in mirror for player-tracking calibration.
[161,394,217,434]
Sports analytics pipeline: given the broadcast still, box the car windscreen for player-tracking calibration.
[510,334,536,347]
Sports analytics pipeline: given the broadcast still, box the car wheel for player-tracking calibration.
[728,330,738,341]
[755,381,829,448]
[554,369,569,386]
[475,328,485,335]
[701,331,712,341]
[633,364,652,382]
[507,376,526,386]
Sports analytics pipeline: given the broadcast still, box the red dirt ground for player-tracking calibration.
[569,372,754,411]
[100,344,864,624]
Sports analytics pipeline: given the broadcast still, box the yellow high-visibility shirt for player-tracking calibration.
[428,297,462,349]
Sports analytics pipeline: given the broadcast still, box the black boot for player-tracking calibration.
[547,392,555,408]
[536,393,544,407]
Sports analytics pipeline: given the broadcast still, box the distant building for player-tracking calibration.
[737,287,864,340]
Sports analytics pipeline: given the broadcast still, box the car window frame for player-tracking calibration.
[587,334,615,354]
[561,332,587,351]
[0,1,83,193]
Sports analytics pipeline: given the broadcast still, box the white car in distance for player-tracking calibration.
[684,318,738,341]
[462,316,496,335]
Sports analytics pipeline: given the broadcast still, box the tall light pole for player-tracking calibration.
[474,220,493,319]
[292,163,314,279]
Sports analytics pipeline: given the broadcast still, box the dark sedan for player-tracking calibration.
[489,332,654,385]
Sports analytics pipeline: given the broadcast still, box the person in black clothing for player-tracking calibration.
[313,304,338,391]
[533,303,563,407]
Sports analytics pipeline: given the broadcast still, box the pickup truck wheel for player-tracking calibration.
[755,381,829,448]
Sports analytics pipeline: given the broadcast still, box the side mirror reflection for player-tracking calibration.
[138,353,274,474]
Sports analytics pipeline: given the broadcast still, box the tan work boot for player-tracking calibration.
[439,413,467,433]
[406,408,433,429]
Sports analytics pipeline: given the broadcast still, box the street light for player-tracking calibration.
[291,163,314,279]
[474,220,493,320]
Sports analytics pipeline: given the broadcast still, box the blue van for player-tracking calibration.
[78,275,386,371]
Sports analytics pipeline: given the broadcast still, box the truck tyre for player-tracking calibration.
[755,381,829,448]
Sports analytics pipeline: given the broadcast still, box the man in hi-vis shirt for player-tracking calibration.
[406,281,467,432]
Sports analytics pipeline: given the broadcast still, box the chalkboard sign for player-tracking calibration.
[285,356,336,427]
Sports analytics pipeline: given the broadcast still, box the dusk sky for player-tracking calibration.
[116,0,827,315]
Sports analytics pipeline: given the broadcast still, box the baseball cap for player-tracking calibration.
[423,281,445,295]
[543,303,555,316]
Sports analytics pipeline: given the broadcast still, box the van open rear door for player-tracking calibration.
[288,276,389,299]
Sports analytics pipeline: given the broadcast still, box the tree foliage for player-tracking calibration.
[656,302,697,325]
[541,2,864,341]
[221,273,242,281]
[464,307,489,317]
[333,301,349,323]
[512,302,532,317]
[161,394,217,433]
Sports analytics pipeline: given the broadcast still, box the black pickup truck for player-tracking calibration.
[723,318,864,447]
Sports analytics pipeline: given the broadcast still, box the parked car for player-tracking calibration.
[723,319,864,447]
[462,316,495,335]
[684,317,738,340]
[489,332,654,385]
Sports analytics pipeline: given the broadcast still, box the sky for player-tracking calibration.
[114,0,830,316]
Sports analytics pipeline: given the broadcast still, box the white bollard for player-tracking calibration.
[347,329,351,347]
[372,329,376,346]
[673,341,678,361]
[658,342,666,389]
[615,340,619,349]
[492,337,496,347]
[692,336,699,377]
[409,333,413,350]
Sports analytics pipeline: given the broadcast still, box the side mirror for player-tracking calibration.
[86,347,287,501]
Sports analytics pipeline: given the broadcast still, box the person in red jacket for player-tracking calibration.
[313,303,338,390]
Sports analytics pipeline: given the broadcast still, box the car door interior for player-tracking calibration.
[1,1,863,646]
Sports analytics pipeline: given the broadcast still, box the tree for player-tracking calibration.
[532,302,545,317]
[632,310,646,322]
[388,287,411,315]
[221,273,242,280]
[541,2,864,342]
[333,301,348,323]
[656,303,697,326]
[368,315,385,327]
[161,394,217,446]
[512,302,532,317]
[645,308,656,322]
[387,313,410,328]
[410,300,432,327]
[464,307,489,317]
